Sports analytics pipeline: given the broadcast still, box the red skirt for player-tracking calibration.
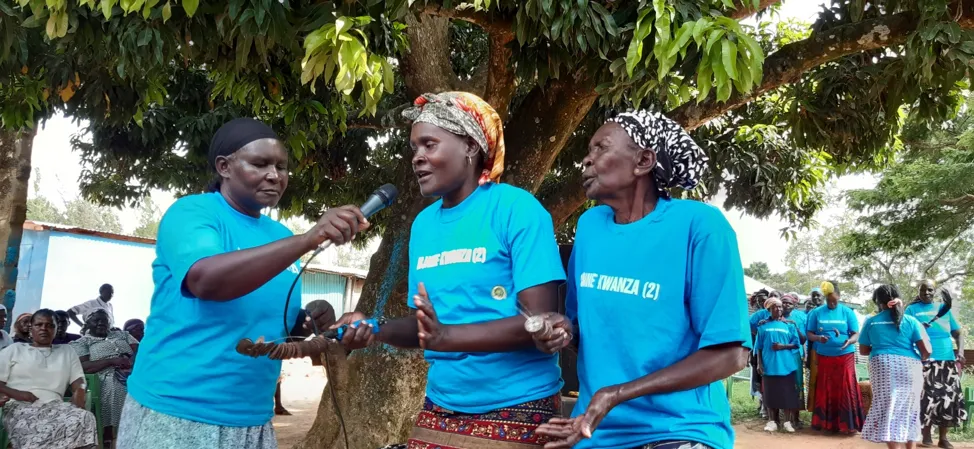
[407,395,560,449]
[811,353,865,433]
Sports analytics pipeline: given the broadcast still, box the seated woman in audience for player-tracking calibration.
[0,305,13,350]
[860,285,930,449]
[756,296,803,433]
[12,313,31,344]
[0,309,97,449]
[534,110,749,449]
[54,311,83,344]
[72,309,139,448]
[807,280,865,434]
[123,319,145,342]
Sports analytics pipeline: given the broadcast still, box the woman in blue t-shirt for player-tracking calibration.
[116,118,365,449]
[905,280,966,448]
[533,110,750,449]
[335,92,566,448]
[806,280,865,434]
[860,284,931,448]
[755,297,802,433]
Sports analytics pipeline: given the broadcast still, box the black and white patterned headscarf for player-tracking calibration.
[607,110,708,198]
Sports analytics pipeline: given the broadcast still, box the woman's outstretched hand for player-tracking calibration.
[415,283,447,350]
[530,313,574,354]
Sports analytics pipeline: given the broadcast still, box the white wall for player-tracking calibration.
[39,233,155,331]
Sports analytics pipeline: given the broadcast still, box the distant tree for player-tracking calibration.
[744,261,771,281]
[62,199,122,234]
[132,199,161,239]
[25,169,64,223]
[333,238,378,271]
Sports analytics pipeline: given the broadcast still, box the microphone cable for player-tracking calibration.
[281,245,350,449]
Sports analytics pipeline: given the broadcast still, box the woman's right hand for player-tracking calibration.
[332,312,376,351]
[531,313,574,354]
[9,390,37,403]
[304,205,369,248]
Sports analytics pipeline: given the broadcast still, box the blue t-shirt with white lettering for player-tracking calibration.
[787,309,808,357]
[567,199,749,449]
[806,304,859,357]
[859,310,925,360]
[128,192,302,426]
[905,302,959,361]
[407,183,565,413]
[755,320,800,376]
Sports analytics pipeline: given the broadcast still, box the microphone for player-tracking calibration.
[317,183,398,250]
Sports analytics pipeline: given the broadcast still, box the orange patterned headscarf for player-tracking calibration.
[402,92,506,185]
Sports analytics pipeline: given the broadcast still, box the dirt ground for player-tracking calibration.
[273,362,974,448]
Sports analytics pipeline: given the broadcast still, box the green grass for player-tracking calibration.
[726,368,974,441]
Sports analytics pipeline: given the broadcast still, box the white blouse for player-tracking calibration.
[0,343,84,403]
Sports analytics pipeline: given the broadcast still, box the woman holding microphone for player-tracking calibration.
[116,118,365,449]
[533,110,750,449]
[335,92,566,448]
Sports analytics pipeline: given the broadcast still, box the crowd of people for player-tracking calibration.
[0,284,146,449]
[2,89,966,449]
[749,279,967,449]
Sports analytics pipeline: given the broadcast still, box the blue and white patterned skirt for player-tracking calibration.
[861,354,923,444]
[116,395,277,449]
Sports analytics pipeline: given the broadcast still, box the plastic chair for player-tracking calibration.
[963,387,974,431]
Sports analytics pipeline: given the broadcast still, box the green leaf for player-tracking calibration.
[721,39,737,80]
[138,29,152,46]
[626,40,643,77]
[181,0,198,17]
[667,22,694,59]
[161,1,171,22]
[697,59,713,102]
[380,57,394,93]
[691,19,708,46]
[705,29,725,54]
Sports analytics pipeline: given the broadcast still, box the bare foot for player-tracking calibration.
[275,406,292,416]
[938,440,953,449]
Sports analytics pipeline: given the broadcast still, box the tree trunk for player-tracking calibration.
[0,127,35,332]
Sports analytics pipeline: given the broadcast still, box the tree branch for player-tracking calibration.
[503,70,599,192]
[669,9,974,130]
[937,271,970,285]
[725,0,782,20]
[942,194,974,206]
[420,4,517,118]
[399,13,461,99]
[346,104,412,130]
[921,234,962,278]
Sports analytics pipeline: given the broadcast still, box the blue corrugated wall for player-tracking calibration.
[301,271,348,316]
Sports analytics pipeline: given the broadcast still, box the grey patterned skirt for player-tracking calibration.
[116,395,277,449]
[3,400,97,449]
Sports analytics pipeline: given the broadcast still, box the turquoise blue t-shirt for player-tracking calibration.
[749,309,770,333]
[407,183,566,413]
[127,193,302,427]
[806,304,859,357]
[755,320,800,376]
[787,309,808,357]
[566,199,750,449]
[859,310,925,360]
[905,302,959,361]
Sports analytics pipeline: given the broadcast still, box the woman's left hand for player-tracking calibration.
[302,300,337,336]
[536,387,620,447]
[414,283,447,350]
[956,351,966,367]
[71,392,85,409]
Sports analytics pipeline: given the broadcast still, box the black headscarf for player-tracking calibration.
[206,118,280,192]
[606,110,709,198]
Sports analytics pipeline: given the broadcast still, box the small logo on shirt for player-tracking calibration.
[491,286,507,301]
[287,264,300,274]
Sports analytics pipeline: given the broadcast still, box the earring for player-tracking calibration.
[466,155,473,166]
